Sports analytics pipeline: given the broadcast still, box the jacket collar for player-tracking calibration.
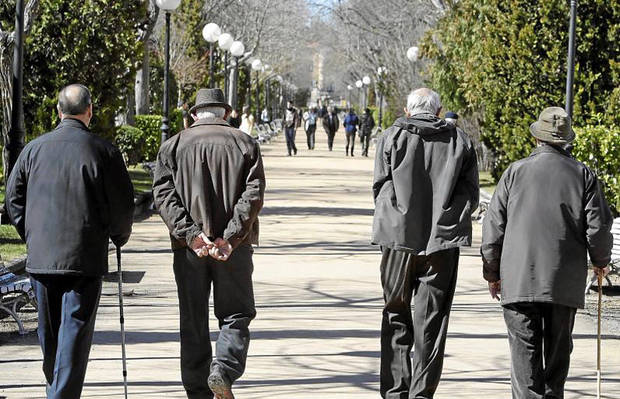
[190,117,231,128]
[530,143,572,158]
[56,117,90,132]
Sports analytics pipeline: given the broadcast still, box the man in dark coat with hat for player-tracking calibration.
[481,106,613,399]
[153,88,265,399]
[6,84,135,399]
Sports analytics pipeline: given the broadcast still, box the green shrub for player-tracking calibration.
[573,125,620,215]
[115,125,145,165]
[135,115,163,162]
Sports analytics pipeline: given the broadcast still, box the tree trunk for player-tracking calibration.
[135,49,150,114]
[0,43,13,185]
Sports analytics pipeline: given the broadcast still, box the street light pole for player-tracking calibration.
[209,43,215,88]
[565,0,577,119]
[161,11,171,145]
[203,23,221,89]
[6,0,26,182]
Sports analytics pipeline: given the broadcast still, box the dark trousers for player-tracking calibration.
[360,133,370,156]
[326,131,335,150]
[306,124,316,149]
[173,245,256,399]
[285,127,297,155]
[31,274,102,399]
[380,247,459,399]
[503,303,576,399]
[345,132,356,155]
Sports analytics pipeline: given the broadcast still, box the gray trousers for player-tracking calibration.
[380,247,459,399]
[503,302,576,399]
[173,245,256,399]
[31,274,102,399]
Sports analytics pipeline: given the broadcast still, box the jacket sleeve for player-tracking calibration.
[5,150,29,241]
[105,148,135,247]
[372,134,392,201]
[223,143,266,249]
[152,145,203,246]
[480,167,510,282]
[583,172,613,267]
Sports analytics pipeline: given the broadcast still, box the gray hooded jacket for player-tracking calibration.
[372,114,479,254]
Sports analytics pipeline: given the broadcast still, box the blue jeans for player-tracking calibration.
[31,274,102,399]
[285,127,297,155]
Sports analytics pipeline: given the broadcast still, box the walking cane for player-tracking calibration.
[597,272,603,399]
[116,246,129,399]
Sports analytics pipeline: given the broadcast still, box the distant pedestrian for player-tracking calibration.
[303,107,318,150]
[359,108,375,157]
[182,102,191,129]
[343,108,359,156]
[372,88,479,399]
[481,107,613,399]
[227,108,241,129]
[261,107,269,124]
[322,106,339,151]
[445,111,458,126]
[6,84,135,399]
[239,105,255,136]
[284,101,299,156]
[154,88,265,399]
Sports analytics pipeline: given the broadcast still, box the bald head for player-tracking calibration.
[58,84,92,116]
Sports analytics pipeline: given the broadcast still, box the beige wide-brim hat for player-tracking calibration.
[529,106,575,144]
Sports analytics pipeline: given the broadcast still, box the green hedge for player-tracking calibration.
[573,125,620,215]
[115,125,145,165]
[134,115,163,162]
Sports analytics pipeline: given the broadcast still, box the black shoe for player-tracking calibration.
[293,148,297,155]
[208,368,234,399]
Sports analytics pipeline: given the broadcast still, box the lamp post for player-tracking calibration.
[218,33,233,101]
[362,75,371,110]
[565,0,577,118]
[355,80,363,109]
[228,40,245,110]
[202,23,221,88]
[156,0,181,146]
[407,46,419,63]
[347,85,353,109]
[251,59,262,122]
[6,0,26,184]
[377,66,387,128]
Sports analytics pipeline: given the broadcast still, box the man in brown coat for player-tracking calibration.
[153,88,265,399]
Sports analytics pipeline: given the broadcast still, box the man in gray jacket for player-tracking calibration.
[153,88,265,399]
[372,88,479,398]
[481,107,613,399]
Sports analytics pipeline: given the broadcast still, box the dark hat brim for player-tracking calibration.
[189,101,232,115]
[529,121,575,144]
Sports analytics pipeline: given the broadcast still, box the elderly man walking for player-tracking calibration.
[6,84,135,399]
[153,88,265,399]
[322,106,339,151]
[481,107,613,399]
[372,88,479,398]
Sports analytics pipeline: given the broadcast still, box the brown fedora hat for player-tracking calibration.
[189,88,232,115]
[529,106,575,144]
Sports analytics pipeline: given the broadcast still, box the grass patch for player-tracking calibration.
[0,224,26,263]
[479,171,497,194]
[128,166,153,194]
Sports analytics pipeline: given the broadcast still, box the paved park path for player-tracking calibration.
[1,126,619,398]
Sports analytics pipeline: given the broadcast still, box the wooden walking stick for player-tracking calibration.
[597,272,603,399]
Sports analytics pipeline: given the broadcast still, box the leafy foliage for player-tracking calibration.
[23,0,147,139]
[573,126,620,215]
[423,0,620,180]
[115,125,145,166]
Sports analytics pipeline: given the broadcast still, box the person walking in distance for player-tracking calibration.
[239,105,255,136]
[481,107,613,399]
[284,101,299,156]
[303,107,318,150]
[154,88,265,399]
[6,84,135,399]
[372,88,479,399]
[343,108,360,156]
[359,108,375,157]
[322,106,339,151]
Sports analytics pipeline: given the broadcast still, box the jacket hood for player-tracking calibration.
[393,113,451,135]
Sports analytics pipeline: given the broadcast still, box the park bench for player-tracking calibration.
[0,270,37,335]
[585,217,620,293]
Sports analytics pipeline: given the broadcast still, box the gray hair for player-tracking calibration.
[195,106,226,119]
[406,88,442,116]
[58,84,92,115]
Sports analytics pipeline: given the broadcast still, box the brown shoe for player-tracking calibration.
[208,369,234,399]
